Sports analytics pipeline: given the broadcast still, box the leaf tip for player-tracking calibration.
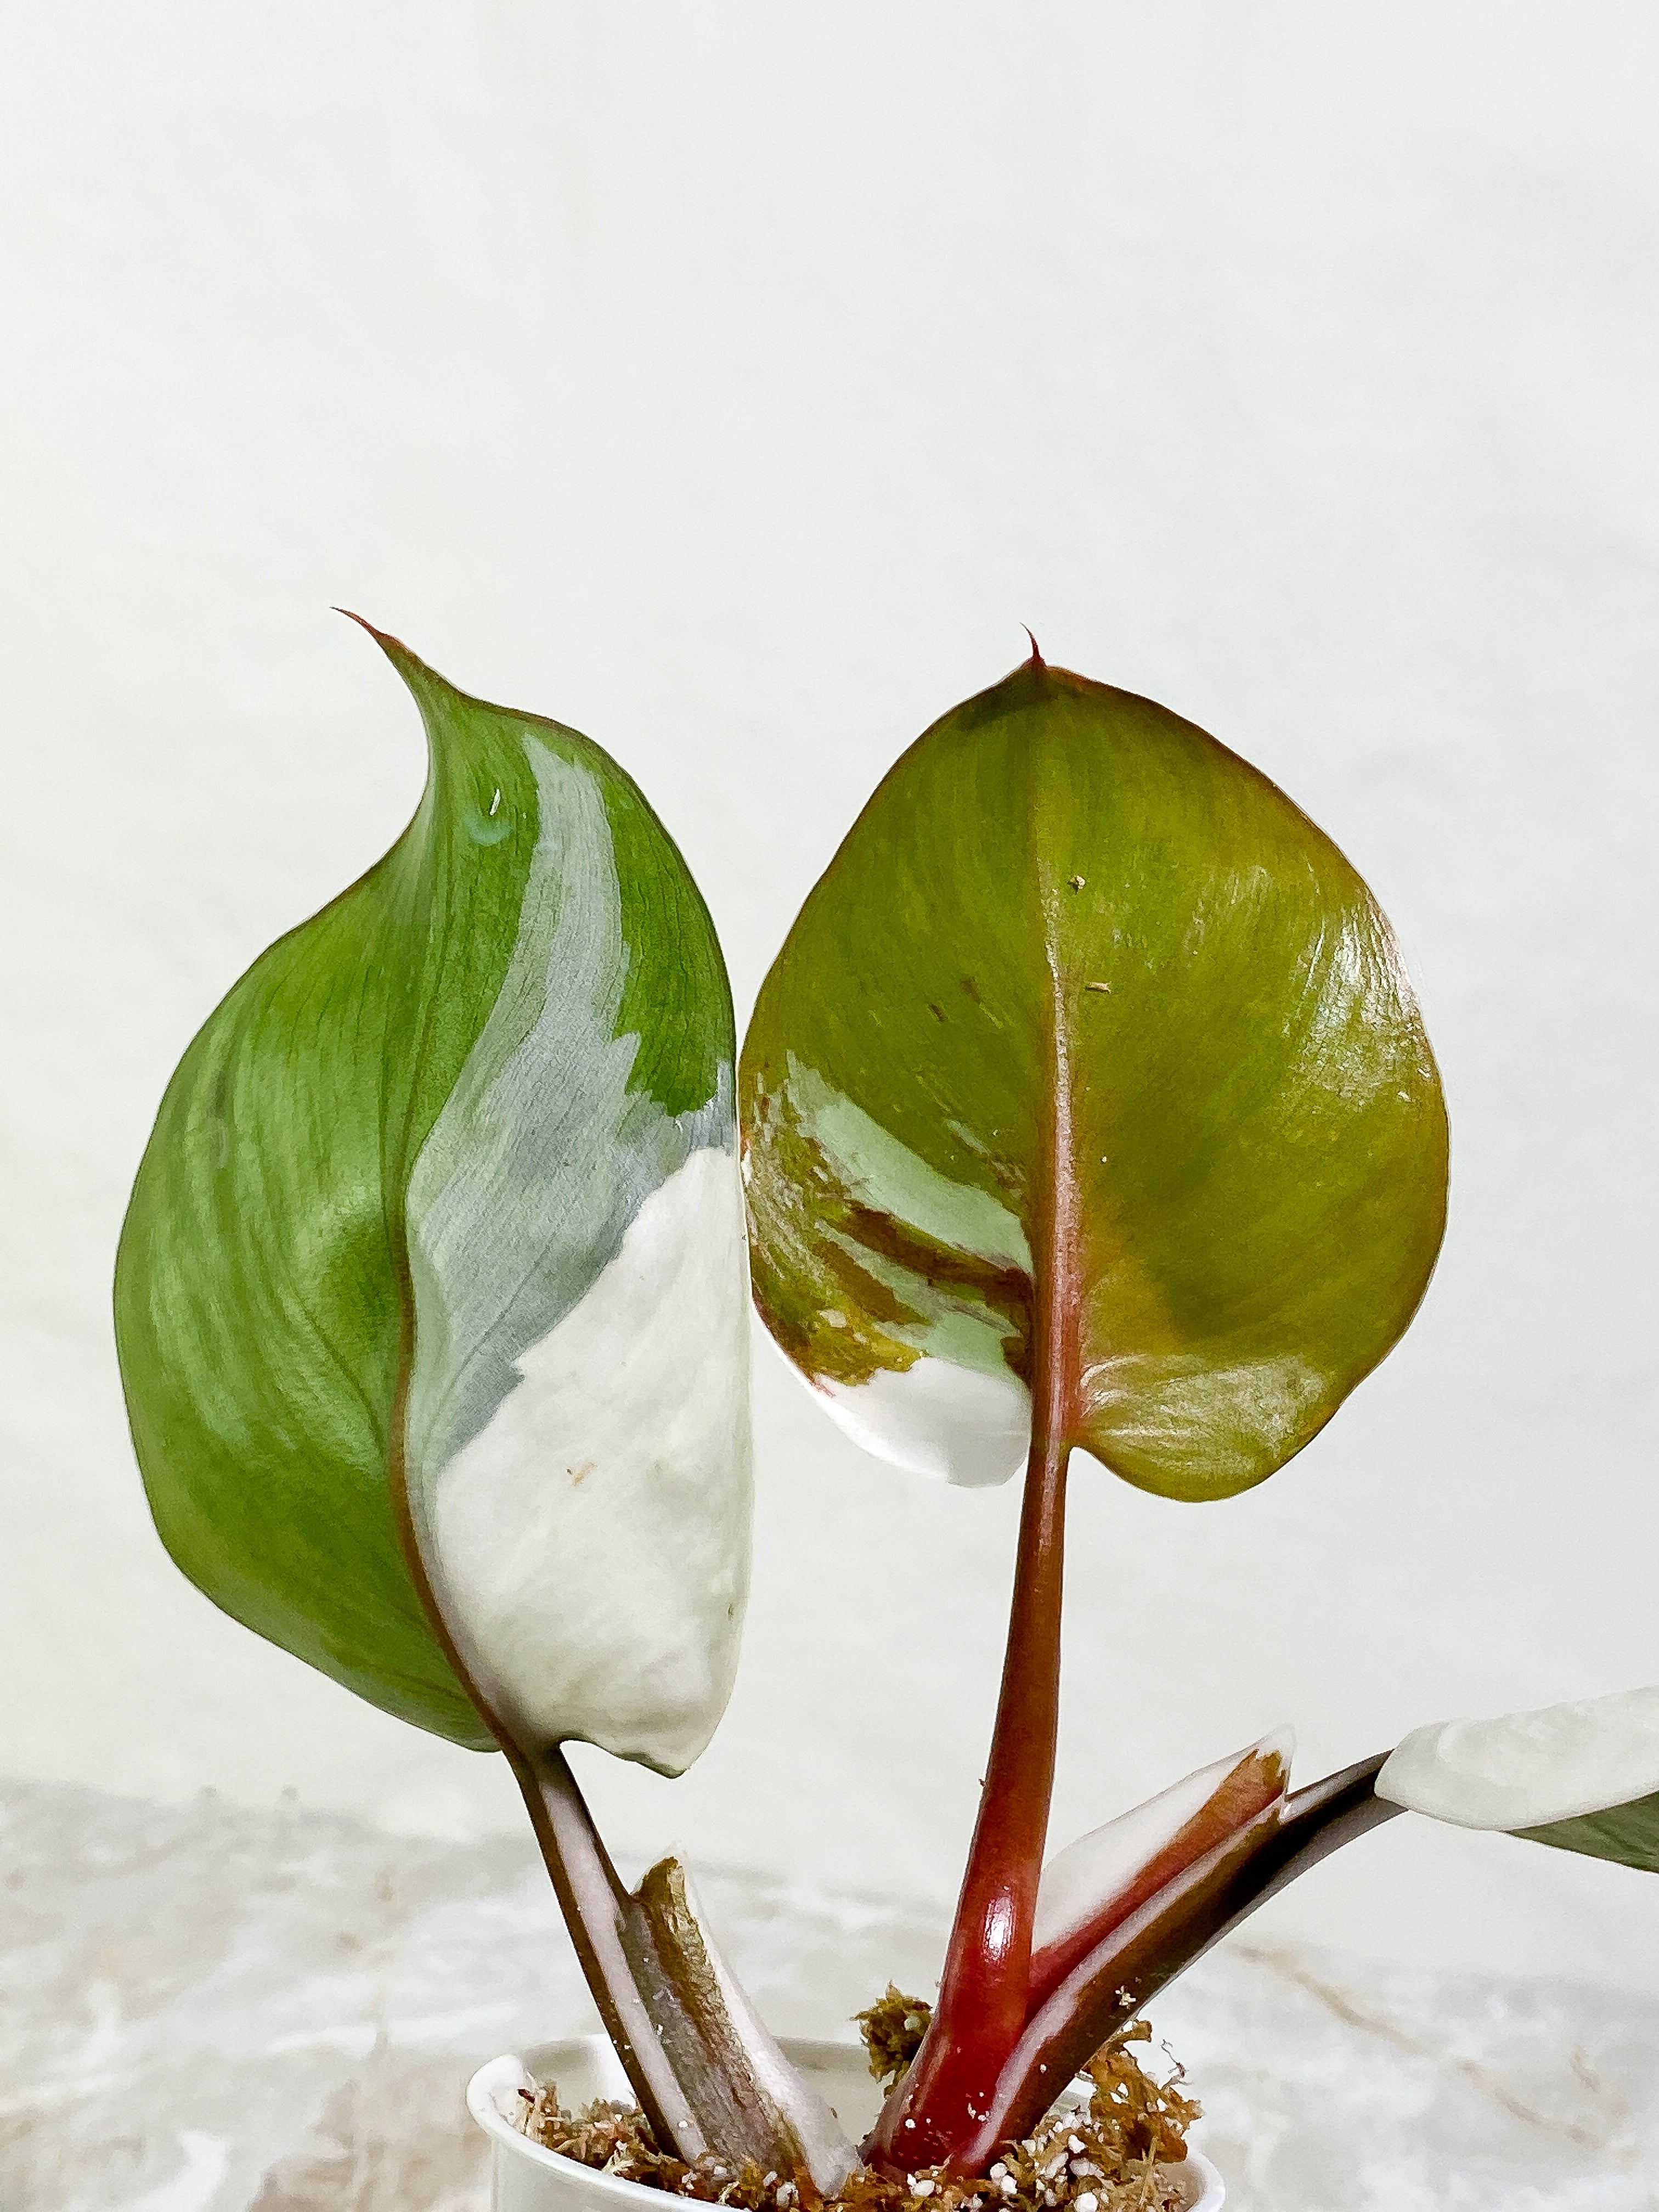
[335,611,465,736]
[1256,1724,1296,1793]
[334,606,421,677]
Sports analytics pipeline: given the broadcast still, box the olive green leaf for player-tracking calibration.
[741,656,1448,1498]
[115,627,749,1770]
[1379,1688,1659,1872]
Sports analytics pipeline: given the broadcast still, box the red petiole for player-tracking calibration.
[865,1425,1073,2169]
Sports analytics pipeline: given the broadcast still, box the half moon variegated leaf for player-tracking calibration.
[741,656,1448,1498]
[1377,1688,1659,1871]
[115,628,749,1773]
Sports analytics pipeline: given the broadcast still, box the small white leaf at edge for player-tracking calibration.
[1375,1686,1659,1831]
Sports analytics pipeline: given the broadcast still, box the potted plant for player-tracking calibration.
[114,625,1658,2212]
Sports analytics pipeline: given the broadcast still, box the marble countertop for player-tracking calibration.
[2,1780,1655,2211]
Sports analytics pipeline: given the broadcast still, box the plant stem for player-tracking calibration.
[867,1429,1070,2168]
[510,1749,860,2194]
[869,932,1081,2170]
[509,1744,709,2159]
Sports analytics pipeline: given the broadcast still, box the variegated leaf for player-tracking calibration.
[741,657,1449,1499]
[115,628,748,1773]
[1378,1688,1659,1872]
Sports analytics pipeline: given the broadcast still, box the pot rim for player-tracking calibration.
[466,2036,1224,2212]
[466,2039,868,2205]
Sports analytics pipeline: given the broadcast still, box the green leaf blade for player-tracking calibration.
[742,659,1448,1500]
[115,820,500,1746]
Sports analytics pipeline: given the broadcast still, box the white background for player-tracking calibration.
[3,2,1657,1999]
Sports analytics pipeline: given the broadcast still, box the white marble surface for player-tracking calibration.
[2,1780,1655,2211]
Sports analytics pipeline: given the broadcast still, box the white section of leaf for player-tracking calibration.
[1376,1687,1659,1830]
[426,1147,751,1776]
[1084,1348,1327,1486]
[813,1354,1030,1488]
[1032,1730,1294,1959]
[406,744,726,1480]
[787,1056,1031,1269]
[402,741,744,1774]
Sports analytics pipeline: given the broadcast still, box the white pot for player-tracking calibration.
[467,2035,1224,2212]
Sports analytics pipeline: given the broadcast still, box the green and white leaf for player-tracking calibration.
[741,658,1449,1498]
[1377,1688,1659,1871]
[115,630,748,1773]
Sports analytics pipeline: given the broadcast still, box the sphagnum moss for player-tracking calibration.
[518,2002,1199,2212]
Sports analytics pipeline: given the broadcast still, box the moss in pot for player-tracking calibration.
[115,626,1659,2208]
[466,2029,1223,2212]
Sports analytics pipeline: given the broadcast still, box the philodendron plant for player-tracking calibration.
[116,627,1658,2198]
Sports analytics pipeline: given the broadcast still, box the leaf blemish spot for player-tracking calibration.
[1085,981,1111,994]
[568,1461,596,1485]
[1069,876,1086,891]
[929,1003,946,1024]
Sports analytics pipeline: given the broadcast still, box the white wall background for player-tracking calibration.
[3,2,1657,1999]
